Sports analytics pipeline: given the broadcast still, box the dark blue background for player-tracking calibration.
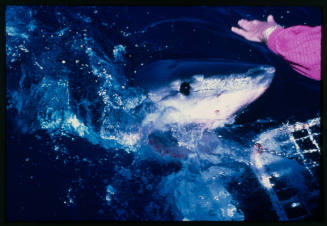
[6,6,321,221]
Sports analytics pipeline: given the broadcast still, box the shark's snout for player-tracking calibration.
[251,66,276,87]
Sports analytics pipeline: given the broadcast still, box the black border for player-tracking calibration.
[1,1,326,226]
[0,0,326,6]
[0,2,6,226]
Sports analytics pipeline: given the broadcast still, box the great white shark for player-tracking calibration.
[135,59,275,129]
[133,58,276,158]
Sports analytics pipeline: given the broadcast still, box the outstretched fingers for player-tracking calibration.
[237,19,252,30]
[267,15,275,23]
[232,16,278,43]
[231,26,247,37]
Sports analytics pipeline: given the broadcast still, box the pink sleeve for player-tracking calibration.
[267,25,321,81]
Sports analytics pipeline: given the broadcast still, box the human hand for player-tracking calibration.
[231,15,281,43]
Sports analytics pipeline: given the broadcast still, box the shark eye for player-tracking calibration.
[179,82,191,96]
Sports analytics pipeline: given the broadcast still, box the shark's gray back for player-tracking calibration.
[134,58,262,89]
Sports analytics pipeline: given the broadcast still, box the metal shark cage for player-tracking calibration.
[251,117,321,221]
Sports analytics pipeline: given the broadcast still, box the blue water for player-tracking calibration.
[6,6,321,221]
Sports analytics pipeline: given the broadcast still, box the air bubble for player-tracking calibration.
[291,202,300,208]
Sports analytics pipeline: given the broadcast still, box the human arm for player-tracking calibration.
[231,15,321,81]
